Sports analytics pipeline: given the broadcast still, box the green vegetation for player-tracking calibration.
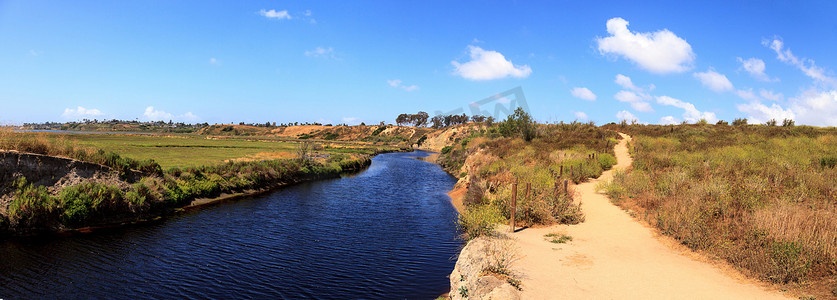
[0,128,392,232]
[445,120,617,237]
[600,124,837,290]
[457,204,505,240]
[544,232,573,244]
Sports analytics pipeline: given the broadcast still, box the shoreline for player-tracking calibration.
[4,153,383,238]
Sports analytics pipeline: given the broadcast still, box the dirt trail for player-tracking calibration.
[510,133,791,299]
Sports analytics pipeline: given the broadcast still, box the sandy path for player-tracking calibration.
[510,133,790,300]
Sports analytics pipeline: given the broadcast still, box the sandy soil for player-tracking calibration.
[509,133,792,299]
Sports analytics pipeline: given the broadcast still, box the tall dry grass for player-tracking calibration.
[601,124,837,295]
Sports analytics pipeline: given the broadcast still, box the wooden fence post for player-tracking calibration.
[510,180,517,233]
[560,165,563,177]
[525,182,531,223]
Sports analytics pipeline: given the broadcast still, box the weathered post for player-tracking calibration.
[560,165,564,177]
[525,182,531,223]
[564,179,569,195]
[510,180,517,233]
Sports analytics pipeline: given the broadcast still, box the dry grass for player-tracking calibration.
[601,123,837,298]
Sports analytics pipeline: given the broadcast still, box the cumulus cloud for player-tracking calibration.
[62,106,103,120]
[570,87,596,101]
[209,57,220,65]
[259,9,291,20]
[789,89,837,126]
[694,69,734,92]
[305,46,336,59]
[760,89,784,101]
[737,57,776,82]
[766,38,836,87]
[656,95,716,123]
[615,74,640,91]
[387,79,419,92]
[735,89,759,101]
[451,45,532,80]
[142,106,198,122]
[659,116,680,125]
[616,110,638,122]
[736,102,795,124]
[614,90,653,112]
[573,111,589,120]
[596,17,695,74]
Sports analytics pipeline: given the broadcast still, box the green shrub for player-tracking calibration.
[59,182,124,226]
[597,153,617,170]
[440,146,453,155]
[821,156,837,168]
[458,204,505,240]
[371,126,387,136]
[768,241,809,283]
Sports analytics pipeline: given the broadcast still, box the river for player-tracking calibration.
[0,151,461,299]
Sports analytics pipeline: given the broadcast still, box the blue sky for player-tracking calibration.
[2,1,837,126]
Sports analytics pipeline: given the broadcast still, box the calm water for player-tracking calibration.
[0,151,461,299]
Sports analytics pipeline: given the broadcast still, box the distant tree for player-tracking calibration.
[732,118,748,126]
[431,115,445,129]
[471,115,486,123]
[396,114,409,126]
[499,107,536,141]
[765,119,778,126]
[485,116,495,126]
[414,111,429,127]
[782,119,795,127]
[716,120,728,125]
[697,118,709,125]
[360,122,366,126]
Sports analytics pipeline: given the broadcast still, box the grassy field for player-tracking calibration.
[7,132,392,169]
[0,128,397,232]
[599,123,837,298]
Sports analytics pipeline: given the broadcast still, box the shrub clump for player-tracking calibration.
[458,204,505,240]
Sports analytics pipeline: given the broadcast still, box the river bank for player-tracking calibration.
[0,150,461,298]
[0,148,391,237]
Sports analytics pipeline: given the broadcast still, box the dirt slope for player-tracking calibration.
[510,133,791,299]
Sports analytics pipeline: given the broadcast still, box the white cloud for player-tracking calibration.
[573,111,589,120]
[62,106,103,120]
[615,74,641,91]
[659,116,680,125]
[766,38,836,87]
[616,110,638,122]
[305,47,336,59]
[387,79,419,92]
[209,57,219,65]
[451,45,532,80]
[143,106,173,121]
[655,95,716,123]
[142,106,199,122]
[596,17,695,74]
[737,57,776,82]
[694,69,734,92]
[614,90,654,112]
[759,89,784,101]
[736,89,837,127]
[259,9,291,20]
[570,87,596,101]
[736,102,795,124]
[735,89,759,101]
[789,89,837,126]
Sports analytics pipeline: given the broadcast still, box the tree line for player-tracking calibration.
[396,111,495,128]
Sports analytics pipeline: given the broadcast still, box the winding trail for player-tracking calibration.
[509,133,790,299]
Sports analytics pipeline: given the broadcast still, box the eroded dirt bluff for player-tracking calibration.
[0,151,131,229]
[0,150,127,195]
